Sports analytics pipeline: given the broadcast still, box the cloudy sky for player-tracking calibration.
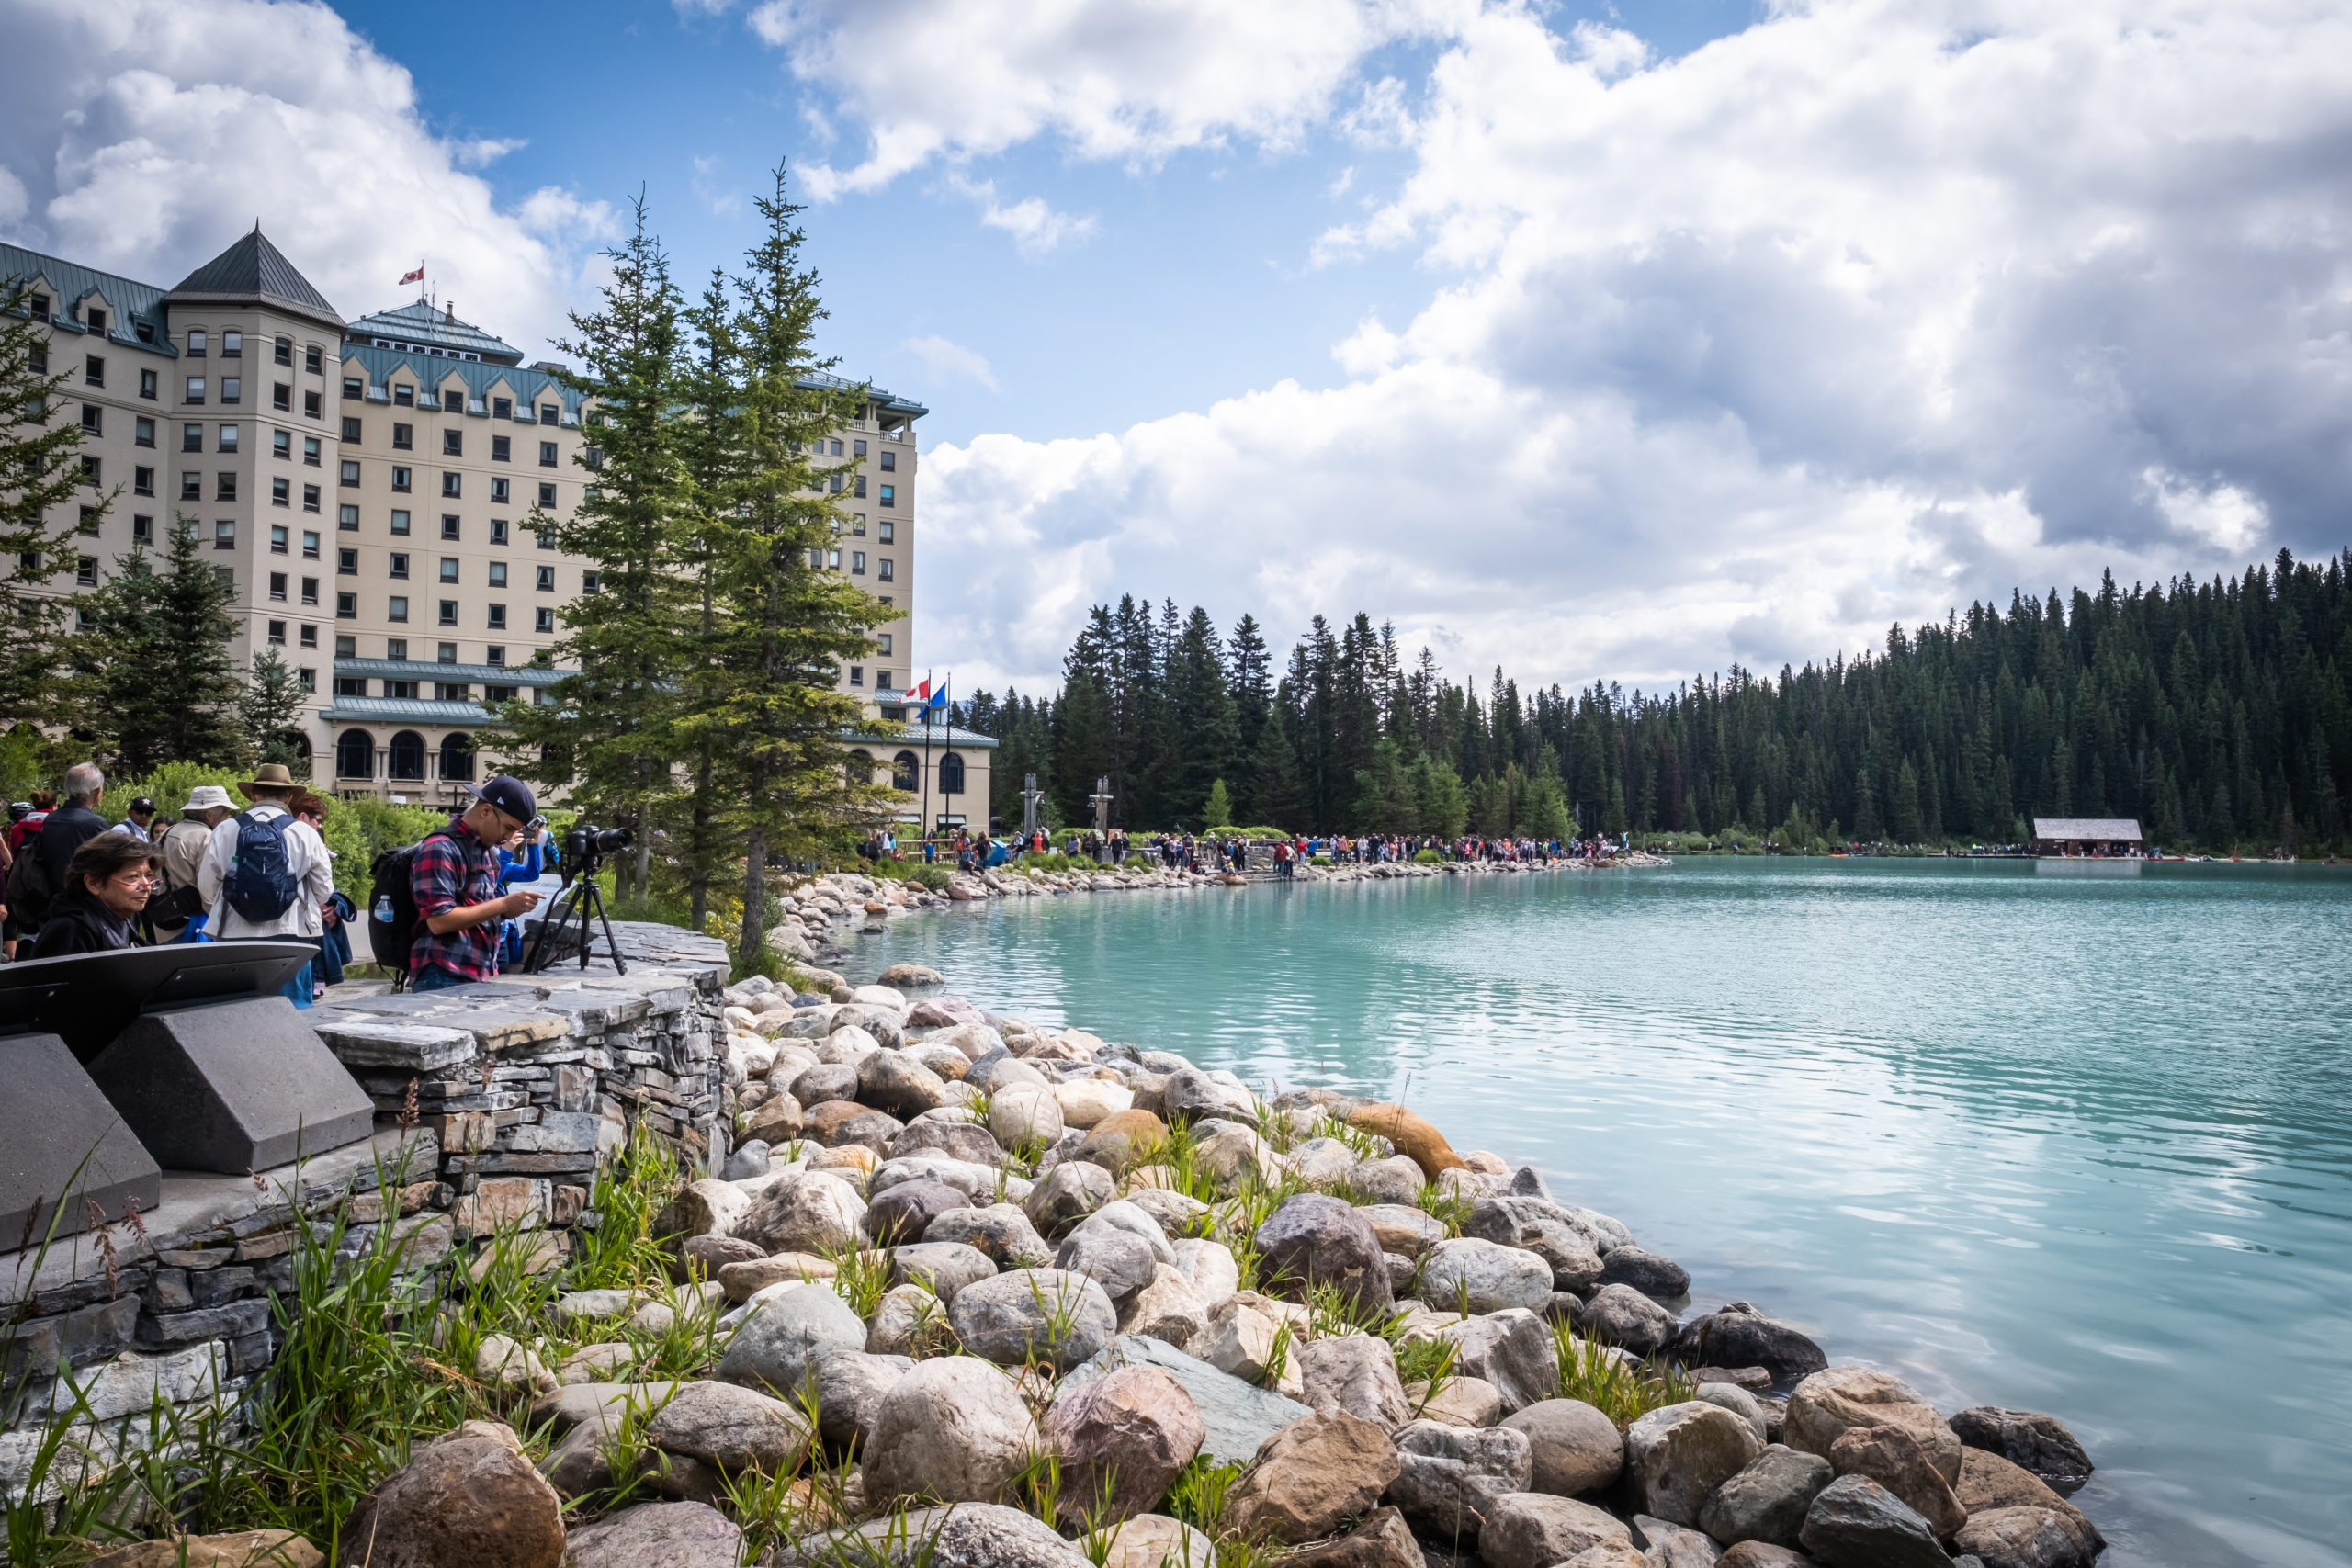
[5,0,2347,696]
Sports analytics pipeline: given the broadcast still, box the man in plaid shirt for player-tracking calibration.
[408,775,542,991]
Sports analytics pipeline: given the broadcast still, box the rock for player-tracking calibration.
[659,1179,751,1241]
[680,1234,767,1278]
[716,1252,834,1303]
[1078,1109,1170,1178]
[1160,1067,1259,1125]
[1344,1104,1466,1179]
[533,1382,687,1435]
[1438,1308,1561,1415]
[1628,1515,1724,1568]
[644,1380,809,1472]
[560,1343,638,1384]
[862,1356,1041,1506]
[1094,1516,1218,1568]
[1828,1424,1965,1539]
[1289,1137,1361,1190]
[1406,1376,1503,1428]
[1699,1445,1831,1551]
[1954,1450,2102,1549]
[735,1171,868,1256]
[1715,1547,1814,1568]
[715,1283,868,1395]
[1024,1161,1115,1238]
[476,1334,558,1395]
[1674,1306,1827,1383]
[1222,1411,1401,1544]
[560,1500,741,1567]
[1951,1506,2102,1568]
[1784,1368,1961,1484]
[1119,1265,1213,1348]
[949,1268,1120,1372]
[807,1101,905,1152]
[1187,1297,1288,1385]
[990,1083,1067,1149]
[1170,1237,1240,1303]
[1797,1474,1948,1568]
[1948,1407,2094,1493]
[866,1283,945,1356]
[1063,1335,1316,1467]
[1577,1283,1680,1356]
[1056,1078,1134,1130]
[1124,1186,1209,1239]
[819,1023,883,1065]
[723,1140,773,1182]
[788,1502,1093,1568]
[1298,1335,1410,1428]
[865,1179,971,1246]
[1191,1122,1283,1194]
[1253,1194,1395,1318]
[1555,1549,1647,1568]
[929,1203,1057,1269]
[879,964,946,988]
[1384,1419,1533,1544]
[810,1348,911,1448]
[790,1063,862,1107]
[1277,1508,1421,1568]
[1479,1493,1635,1568]
[335,1426,563,1568]
[1625,1402,1765,1527]
[891,1241,999,1302]
[1419,1239,1554,1315]
[1501,1399,1624,1496]
[1599,1246,1691,1300]
[1464,1197,1605,1292]
[1693,1383,1768,1444]
[1349,1156,1427,1207]
[1057,1221,1161,1306]
[1362,1203,1446,1257]
[1043,1365,1207,1524]
[743,1094,806,1145]
[89,1534,323,1568]
[891,1120,1008,1168]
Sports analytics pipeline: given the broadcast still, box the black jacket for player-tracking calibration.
[32,802,110,899]
[28,883,137,957]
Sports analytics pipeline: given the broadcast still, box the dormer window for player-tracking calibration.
[85,309,107,336]
[187,330,207,357]
[28,295,48,321]
[443,389,463,413]
[393,384,413,406]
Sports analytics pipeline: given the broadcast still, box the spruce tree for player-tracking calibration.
[71,523,244,772]
[243,647,310,772]
[0,276,103,725]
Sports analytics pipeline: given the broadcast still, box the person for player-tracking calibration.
[153,786,235,942]
[409,775,542,993]
[5,794,53,857]
[30,833,160,956]
[196,763,334,1008]
[494,817,555,969]
[32,764,113,905]
[116,796,158,842]
[291,792,344,999]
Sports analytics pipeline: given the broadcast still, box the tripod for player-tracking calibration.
[519,867,628,976]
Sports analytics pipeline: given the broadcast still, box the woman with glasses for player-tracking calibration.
[29,833,161,956]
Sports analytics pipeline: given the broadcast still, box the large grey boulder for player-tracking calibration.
[733,1170,867,1255]
[1253,1194,1395,1318]
[777,1503,1094,1568]
[1500,1399,1624,1496]
[1464,1197,1605,1292]
[1057,1221,1161,1306]
[861,1357,1040,1506]
[1278,1507,1421,1568]
[928,1203,1056,1269]
[339,1424,566,1568]
[1298,1335,1410,1429]
[1577,1283,1680,1355]
[809,1348,912,1448]
[1023,1161,1114,1239]
[1063,1334,1315,1467]
[1829,1424,1965,1539]
[562,1500,741,1567]
[1949,1406,2094,1493]
[1118,1265,1213,1348]
[716,1285,867,1396]
[949,1268,1119,1372]
[1954,1449,2104,1551]
[890,1242,1000,1303]
[1628,1515,1724,1568]
[865,1179,972,1245]
[1095,1516,1218,1568]
[890,1119,1007,1168]
[1598,1246,1691,1299]
[1384,1419,1533,1545]
[862,1049,952,1118]
[1698,1445,1831,1551]
[1438,1309,1560,1416]
[1362,1204,1446,1257]
[1693,1382,1768,1444]
[1349,1156,1427,1207]
[1419,1239,1554,1314]
[1478,1493,1634,1568]
[1673,1304,1826,1382]
[1797,1474,1948,1568]
[1625,1402,1764,1527]
[644,1380,809,1472]
[1160,1067,1257,1125]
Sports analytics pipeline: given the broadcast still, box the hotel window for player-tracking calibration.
[303,436,320,466]
[301,530,320,558]
[181,472,201,502]
[132,514,153,544]
[535,523,555,549]
[336,592,356,619]
[77,507,98,536]
[828,474,842,494]
[388,596,409,623]
[338,548,357,575]
[851,551,865,575]
[266,619,286,644]
[442,472,461,498]
[270,525,289,555]
[539,403,558,425]
[535,565,555,592]
[438,600,458,626]
[214,520,235,549]
[306,345,322,376]
[878,519,894,543]
[490,477,509,504]
[435,682,468,702]
[338,504,359,532]
[185,377,205,404]
[298,666,315,692]
[273,336,290,366]
[342,416,361,443]
[391,466,411,492]
[339,460,359,486]
[537,482,556,507]
[879,450,896,472]
[272,430,290,459]
[438,558,458,583]
[582,571,600,593]
[443,430,462,457]
[301,576,318,605]
[876,671,892,690]
[878,558,894,581]
[853,475,866,499]
[220,424,240,453]
[877,633,893,656]
[490,518,509,546]
[343,378,362,400]
[134,417,155,448]
[879,484,895,507]
[182,423,203,453]
[488,561,507,588]
[390,553,409,579]
[302,484,320,513]
[76,557,97,588]
[186,330,205,356]
[393,384,413,406]
[268,572,287,602]
[441,514,460,541]
[538,441,558,466]
[484,683,515,703]
[392,422,413,449]
[139,369,156,400]
[486,646,505,666]
[443,389,463,413]
[216,472,236,502]
[487,604,507,629]
[390,509,412,536]
[337,635,356,657]
[300,625,318,648]
[80,403,101,434]
[133,466,154,497]
[334,675,366,697]
[830,440,842,456]
[79,457,100,487]
[536,607,555,633]
[220,377,239,404]
[387,680,418,699]
[854,439,867,457]
[492,398,512,420]
[84,355,103,388]
[492,434,510,461]
[851,515,866,536]
[849,666,864,686]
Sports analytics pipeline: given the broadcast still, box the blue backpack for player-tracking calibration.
[223,808,300,923]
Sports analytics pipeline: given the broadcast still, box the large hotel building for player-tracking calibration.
[6,229,993,823]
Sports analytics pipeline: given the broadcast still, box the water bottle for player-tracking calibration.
[373,894,394,923]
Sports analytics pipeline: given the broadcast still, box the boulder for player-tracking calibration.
[1478,1493,1635,1568]
[1159,1068,1259,1125]
[1500,1399,1624,1496]
[715,1284,868,1396]
[1948,1407,2094,1493]
[1124,1186,1210,1239]
[890,1241,999,1302]
[1954,1449,2103,1550]
[879,964,946,989]
[1627,1515,1724,1568]
[1419,1239,1554,1314]
[1951,1506,2103,1568]
[1362,1204,1446,1257]
[1079,1110,1170,1180]
[949,1268,1120,1372]
[1289,1137,1362,1190]
[1625,1402,1765,1527]
[806,1101,905,1153]
[735,1171,867,1256]
[1698,1445,1832,1551]
[1024,1161,1115,1239]
[1094,1516,1218,1568]
[1298,1335,1409,1428]
[560,1501,741,1568]
[1716,1548,1813,1568]
[1057,1222,1162,1307]
[1797,1474,1948,1568]
[927,1203,1057,1269]
[1119,1265,1213,1348]
[865,1179,972,1246]
[1384,1419,1533,1544]
[790,1063,862,1108]
[911,1043,977,1082]
[852,984,908,1010]
[818,1024,883,1065]
[1693,1382,1769,1444]
[890,1120,1007,1168]
[809,1348,911,1448]
[716,1252,833,1303]
[1828,1424,1964,1539]
[659,1179,751,1241]
[1040,1365,1206,1524]
[1343,1104,1465,1179]
[1464,1197,1605,1292]
[1348,1156,1427,1207]
[1191,1122,1283,1194]
[1253,1194,1394,1318]
[645,1380,810,1472]
[990,1083,1067,1150]
[1056,1078,1134,1130]
[1405,1376,1503,1429]
[1222,1412,1401,1545]
[1170,1238,1240,1303]
[1577,1283,1680,1356]
[1062,1334,1315,1467]
[743,1094,806,1146]
[334,1425,563,1568]
[1783,1367,1961,1484]
[862,1356,1041,1506]
[1598,1246,1691,1300]
[1438,1309,1561,1416]
[1674,1305,1827,1383]
[1187,1297,1288,1386]
[1277,1507,1421,1568]
[681,1234,768,1278]
[476,1334,558,1396]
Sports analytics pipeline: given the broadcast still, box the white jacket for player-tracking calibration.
[196,803,334,941]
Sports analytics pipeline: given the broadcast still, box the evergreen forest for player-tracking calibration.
[959,549,2352,853]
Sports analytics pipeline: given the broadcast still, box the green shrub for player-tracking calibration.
[1413,848,1443,863]
[1309,854,1331,867]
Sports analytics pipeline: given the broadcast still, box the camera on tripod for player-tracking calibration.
[525,819,637,976]
[560,822,633,884]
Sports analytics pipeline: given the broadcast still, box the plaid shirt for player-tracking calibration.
[409,817,503,981]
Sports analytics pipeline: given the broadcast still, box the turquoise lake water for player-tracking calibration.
[845,859,2352,1568]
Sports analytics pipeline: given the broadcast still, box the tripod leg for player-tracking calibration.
[585,881,628,976]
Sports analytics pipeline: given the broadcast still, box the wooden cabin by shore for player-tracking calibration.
[2031,818,2147,856]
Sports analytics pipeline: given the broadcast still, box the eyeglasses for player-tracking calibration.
[111,873,163,887]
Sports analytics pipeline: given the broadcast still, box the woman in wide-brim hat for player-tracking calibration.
[238,762,301,800]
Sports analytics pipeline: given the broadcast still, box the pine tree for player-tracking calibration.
[1523,749,1573,841]
[70,523,244,772]
[0,275,103,725]
[1203,778,1233,829]
[1414,754,1469,839]
[1892,760,1924,843]
[243,647,311,772]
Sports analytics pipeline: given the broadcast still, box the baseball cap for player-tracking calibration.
[130,796,155,814]
[463,774,537,825]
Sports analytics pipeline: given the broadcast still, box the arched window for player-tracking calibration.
[939,751,965,795]
[893,751,920,792]
[440,731,476,783]
[335,728,375,780]
[388,730,426,781]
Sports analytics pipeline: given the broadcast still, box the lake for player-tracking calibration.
[843,858,2352,1568]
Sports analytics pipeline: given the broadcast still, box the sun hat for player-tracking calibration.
[182,785,234,813]
[237,763,300,798]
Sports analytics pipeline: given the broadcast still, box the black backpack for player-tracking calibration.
[367,829,454,986]
[5,827,54,924]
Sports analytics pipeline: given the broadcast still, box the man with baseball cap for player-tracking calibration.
[408,775,542,992]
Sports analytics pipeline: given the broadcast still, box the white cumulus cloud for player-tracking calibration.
[902,333,1001,391]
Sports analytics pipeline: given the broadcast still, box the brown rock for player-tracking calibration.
[89,1533,322,1568]
[716,1251,836,1303]
[1477,1493,1634,1568]
[1344,1104,1467,1179]
[804,1100,904,1151]
[1783,1366,1962,1484]
[1828,1425,1965,1539]
[334,1427,564,1568]
[743,1094,804,1145]
[679,1235,765,1280]
[560,1500,742,1567]
[1042,1365,1207,1524]
[1952,1505,2103,1568]
[1078,1109,1169,1178]
[1280,1507,1422,1568]
[1955,1450,2103,1548]
[1222,1411,1403,1544]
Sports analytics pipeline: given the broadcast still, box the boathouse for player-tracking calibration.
[2031,818,2146,856]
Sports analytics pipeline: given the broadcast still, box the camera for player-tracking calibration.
[561,821,634,879]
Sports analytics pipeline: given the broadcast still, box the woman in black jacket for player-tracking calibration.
[29,833,159,957]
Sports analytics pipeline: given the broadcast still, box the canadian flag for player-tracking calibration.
[905,677,931,702]
[399,265,424,288]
